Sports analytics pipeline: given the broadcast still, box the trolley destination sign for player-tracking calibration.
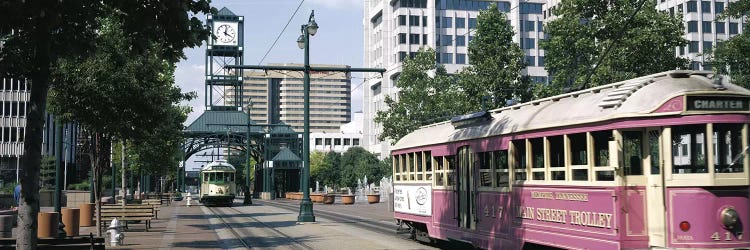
[686,96,750,111]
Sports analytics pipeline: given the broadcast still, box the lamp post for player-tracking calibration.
[296,10,318,223]
[243,103,252,205]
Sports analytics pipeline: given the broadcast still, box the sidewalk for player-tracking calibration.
[77,199,223,250]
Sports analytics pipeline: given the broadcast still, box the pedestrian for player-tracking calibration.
[13,184,21,209]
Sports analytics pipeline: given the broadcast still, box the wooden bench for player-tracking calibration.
[100,205,155,231]
[0,232,105,250]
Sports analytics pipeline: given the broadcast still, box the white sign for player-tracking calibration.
[394,184,432,216]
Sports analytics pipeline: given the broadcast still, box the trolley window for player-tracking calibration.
[512,140,527,181]
[530,138,545,180]
[425,152,433,181]
[593,130,614,181]
[672,124,707,174]
[713,124,744,173]
[494,150,509,187]
[416,152,423,181]
[570,133,587,165]
[479,152,492,187]
[623,131,644,175]
[446,156,456,186]
[549,135,565,180]
[435,156,445,186]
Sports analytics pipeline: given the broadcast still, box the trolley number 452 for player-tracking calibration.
[711,231,743,241]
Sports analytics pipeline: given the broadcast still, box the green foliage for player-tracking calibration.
[0,182,18,194]
[712,0,750,87]
[316,151,341,187]
[374,48,468,143]
[68,180,90,191]
[309,151,326,181]
[39,156,55,191]
[459,3,532,109]
[540,0,688,95]
[338,147,386,189]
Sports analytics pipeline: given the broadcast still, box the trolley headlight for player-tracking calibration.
[720,207,739,229]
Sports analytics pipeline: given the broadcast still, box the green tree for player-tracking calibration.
[338,147,382,189]
[309,151,326,182]
[712,0,750,87]
[458,3,532,109]
[39,156,55,191]
[541,0,688,95]
[0,2,212,243]
[374,48,467,143]
[317,151,341,187]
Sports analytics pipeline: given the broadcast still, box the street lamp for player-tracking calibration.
[243,102,252,205]
[297,10,317,223]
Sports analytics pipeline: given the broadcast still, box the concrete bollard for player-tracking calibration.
[62,208,80,236]
[0,215,13,237]
[79,203,95,227]
[38,212,59,238]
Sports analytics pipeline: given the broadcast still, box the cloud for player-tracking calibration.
[309,0,363,10]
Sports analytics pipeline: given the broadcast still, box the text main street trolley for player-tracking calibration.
[391,71,749,249]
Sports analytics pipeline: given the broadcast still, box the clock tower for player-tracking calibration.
[206,7,244,110]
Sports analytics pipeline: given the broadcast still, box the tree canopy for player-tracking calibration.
[712,0,750,87]
[459,3,532,109]
[540,0,688,94]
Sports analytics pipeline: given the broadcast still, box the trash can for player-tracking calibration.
[79,203,95,227]
[0,215,13,237]
[62,208,80,236]
[38,212,59,238]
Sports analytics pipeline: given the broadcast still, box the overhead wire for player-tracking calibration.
[257,0,305,65]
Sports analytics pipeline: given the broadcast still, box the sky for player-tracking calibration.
[176,0,366,126]
[175,0,365,170]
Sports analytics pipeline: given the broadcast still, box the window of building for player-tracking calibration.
[409,15,420,26]
[729,22,739,34]
[690,61,702,70]
[435,16,441,28]
[398,33,407,44]
[715,2,724,14]
[520,3,543,14]
[456,53,466,64]
[678,3,684,13]
[409,34,420,44]
[672,124,707,174]
[538,56,545,67]
[530,138,545,180]
[353,139,359,145]
[398,15,406,26]
[441,53,453,64]
[703,41,713,51]
[456,35,466,46]
[538,21,544,32]
[442,17,452,28]
[441,35,453,46]
[344,138,350,145]
[701,1,711,13]
[525,56,535,66]
[702,21,712,33]
[398,52,407,62]
[325,138,332,146]
[423,16,427,27]
[688,21,698,33]
[689,41,699,53]
[524,38,535,49]
[334,138,341,146]
[315,138,322,145]
[716,21,726,33]
[468,36,474,42]
[498,1,511,12]
[526,20,535,32]
[423,34,428,45]
[678,45,685,55]
[456,17,465,28]
[469,18,477,29]
[687,1,697,12]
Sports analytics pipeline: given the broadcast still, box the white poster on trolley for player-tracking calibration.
[393,184,432,216]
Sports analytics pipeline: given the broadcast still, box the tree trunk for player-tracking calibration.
[18,15,52,250]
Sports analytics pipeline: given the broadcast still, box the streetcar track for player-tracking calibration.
[256,200,407,239]
[209,204,316,250]
[208,206,252,249]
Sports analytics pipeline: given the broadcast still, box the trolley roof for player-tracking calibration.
[201,160,236,171]
[393,70,750,151]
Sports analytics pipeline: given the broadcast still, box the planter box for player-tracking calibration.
[310,193,322,203]
[323,195,335,204]
[367,194,380,204]
[341,195,355,205]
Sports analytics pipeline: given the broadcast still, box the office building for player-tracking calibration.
[310,112,363,153]
[229,64,352,133]
[362,0,547,158]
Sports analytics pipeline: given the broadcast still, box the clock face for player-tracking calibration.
[214,21,238,45]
